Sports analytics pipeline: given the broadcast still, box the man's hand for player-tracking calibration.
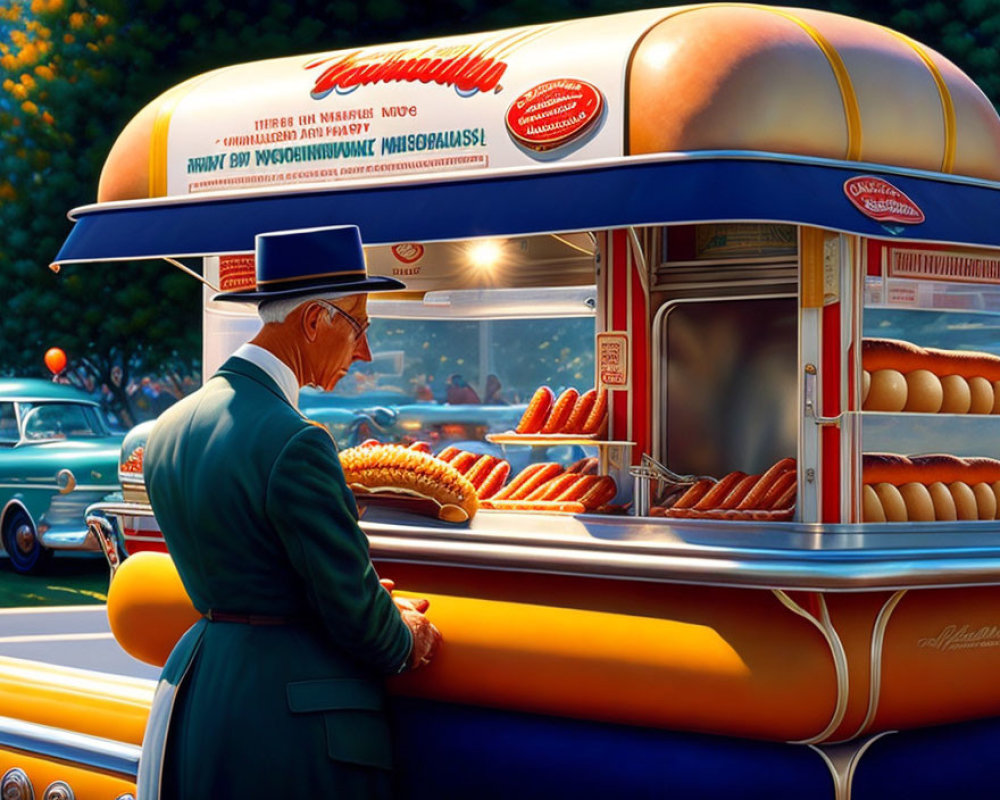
[381,578,430,613]
[381,577,438,666]
[399,604,442,671]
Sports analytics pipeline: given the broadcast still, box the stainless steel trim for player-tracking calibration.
[847,589,907,742]
[86,515,121,576]
[775,591,850,745]
[84,495,1000,591]
[849,235,865,525]
[800,239,821,524]
[809,730,897,800]
[651,277,798,292]
[36,529,99,552]
[85,502,156,518]
[363,512,1000,591]
[838,233,856,523]
[0,716,140,781]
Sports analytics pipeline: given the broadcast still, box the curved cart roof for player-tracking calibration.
[56,4,1000,265]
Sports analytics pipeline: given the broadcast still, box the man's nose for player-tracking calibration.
[354,335,373,363]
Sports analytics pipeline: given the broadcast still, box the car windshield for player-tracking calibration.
[19,402,110,440]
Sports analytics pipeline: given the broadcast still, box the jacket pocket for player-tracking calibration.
[286,678,392,770]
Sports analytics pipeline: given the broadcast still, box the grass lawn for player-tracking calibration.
[0,556,109,607]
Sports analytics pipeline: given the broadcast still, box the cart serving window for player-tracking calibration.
[11,5,1000,800]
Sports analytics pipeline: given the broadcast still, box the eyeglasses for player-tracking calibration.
[315,300,370,340]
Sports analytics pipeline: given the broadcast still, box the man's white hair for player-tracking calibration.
[257,291,358,324]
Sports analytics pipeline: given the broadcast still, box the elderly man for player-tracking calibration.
[139,225,440,799]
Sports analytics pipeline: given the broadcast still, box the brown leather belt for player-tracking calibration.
[206,610,296,626]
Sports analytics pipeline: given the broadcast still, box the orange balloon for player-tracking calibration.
[44,347,67,375]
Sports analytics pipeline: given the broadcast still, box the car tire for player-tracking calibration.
[2,508,53,575]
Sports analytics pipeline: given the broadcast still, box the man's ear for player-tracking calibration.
[301,302,324,343]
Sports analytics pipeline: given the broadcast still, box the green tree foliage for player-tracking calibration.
[2,0,999,423]
[0,0,200,423]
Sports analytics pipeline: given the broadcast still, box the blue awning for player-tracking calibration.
[54,154,1000,264]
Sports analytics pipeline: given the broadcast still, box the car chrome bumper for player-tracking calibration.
[0,714,140,780]
[36,525,100,551]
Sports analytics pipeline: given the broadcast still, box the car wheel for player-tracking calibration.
[2,508,53,575]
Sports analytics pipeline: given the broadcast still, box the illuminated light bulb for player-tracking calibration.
[467,239,504,272]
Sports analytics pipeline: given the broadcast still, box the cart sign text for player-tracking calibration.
[888,248,1000,285]
[844,176,925,224]
[307,43,509,99]
[919,624,1000,652]
[506,79,603,152]
[218,255,256,292]
[597,331,630,390]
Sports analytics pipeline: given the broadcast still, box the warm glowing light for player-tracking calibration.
[466,239,504,272]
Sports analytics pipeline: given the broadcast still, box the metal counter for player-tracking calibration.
[92,498,1000,592]
[363,507,1000,592]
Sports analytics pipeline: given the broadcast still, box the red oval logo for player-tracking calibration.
[391,243,424,264]
[844,176,925,225]
[505,79,603,152]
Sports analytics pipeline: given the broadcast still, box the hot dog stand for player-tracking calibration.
[6,4,1000,799]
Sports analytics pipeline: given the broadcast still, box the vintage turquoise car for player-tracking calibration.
[0,379,123,574]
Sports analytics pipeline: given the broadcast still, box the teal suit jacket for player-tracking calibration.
[142,356,411,799]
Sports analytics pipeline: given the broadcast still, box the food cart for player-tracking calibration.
[6,4,1000,798]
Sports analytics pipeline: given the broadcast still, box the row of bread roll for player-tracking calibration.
[861,338,1000,413]
[863,368,1000,413]
[863,453,1000,486]
[862,338,1000,381]
[863,480,1000,522]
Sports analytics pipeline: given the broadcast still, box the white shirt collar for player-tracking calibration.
[232,343,300,409]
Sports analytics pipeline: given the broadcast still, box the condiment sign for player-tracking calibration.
[843,176,925,225]
[505,79,604,151]
[597,331,630,390]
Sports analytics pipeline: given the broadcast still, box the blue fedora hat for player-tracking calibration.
[213,225,404,302]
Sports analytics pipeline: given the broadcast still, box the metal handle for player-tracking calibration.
[804,365,842,427]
